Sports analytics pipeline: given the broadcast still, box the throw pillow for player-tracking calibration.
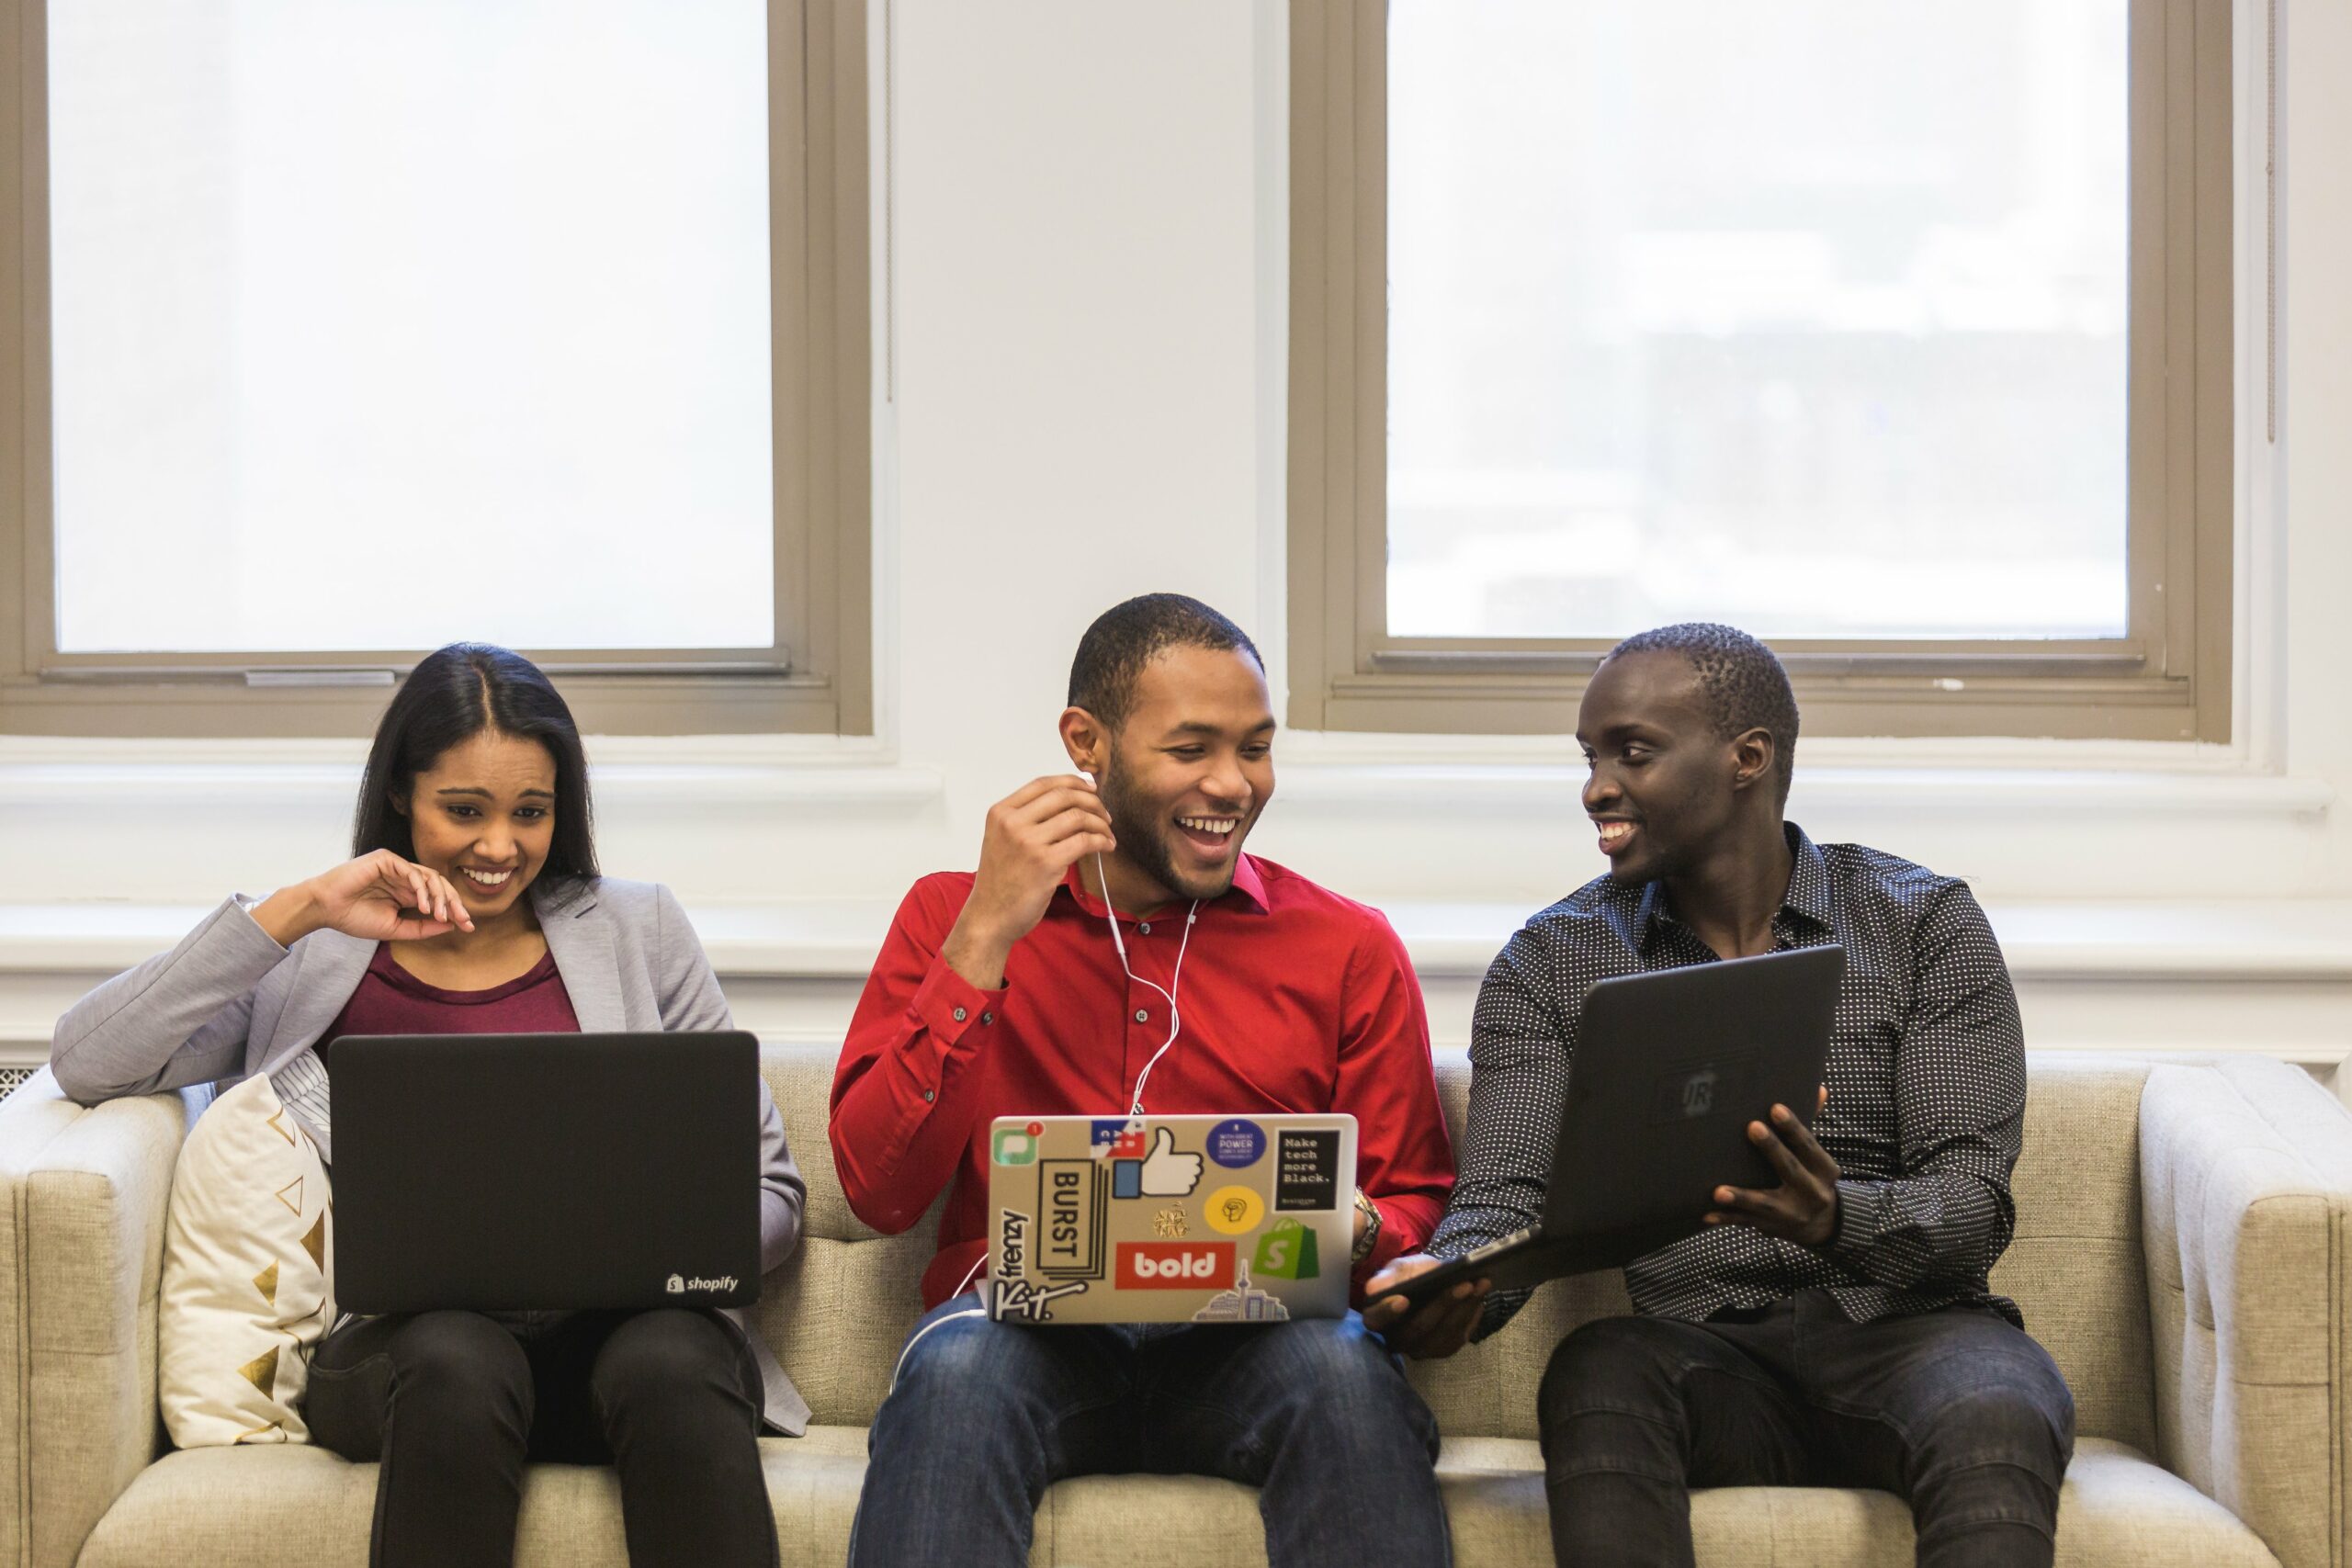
[159,1072,335,1446]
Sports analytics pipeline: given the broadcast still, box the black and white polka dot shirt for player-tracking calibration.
[1430,822,2026,1338]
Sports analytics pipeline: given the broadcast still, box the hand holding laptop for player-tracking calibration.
[1361,947,1847,1336]
[1702,1085,1838,1247]
[1363,1256,1490,1358]
[1366,1083,1838,1353]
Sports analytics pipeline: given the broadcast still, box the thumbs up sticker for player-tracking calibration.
[1137,1127,1204,1197]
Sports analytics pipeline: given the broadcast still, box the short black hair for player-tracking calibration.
[1605,622,1800,806]
[1068,593,1265,736]
[353,643,599,888]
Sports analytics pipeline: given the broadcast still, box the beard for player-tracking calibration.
[1096,755,1238,903]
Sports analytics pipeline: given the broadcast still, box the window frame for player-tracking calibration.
[0,0,872,738]
[1286,0,2233,741]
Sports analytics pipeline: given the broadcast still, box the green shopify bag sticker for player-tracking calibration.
[1252,1216,1319,1281]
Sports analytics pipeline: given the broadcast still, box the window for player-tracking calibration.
[1289,0,2232,739]
[1,0,871,736]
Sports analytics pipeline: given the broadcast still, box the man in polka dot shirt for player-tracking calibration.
[1368,623,2076,1568]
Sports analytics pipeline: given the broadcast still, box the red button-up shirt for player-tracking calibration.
[831,854,1455,1309]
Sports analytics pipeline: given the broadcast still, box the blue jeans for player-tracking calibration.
[850,1294,1452,1568]
[1539,1292,2075,1568]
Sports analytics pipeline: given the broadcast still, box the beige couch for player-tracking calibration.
[4,1047,2349,1567]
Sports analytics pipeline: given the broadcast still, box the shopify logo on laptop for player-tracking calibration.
[665,1273,740,1294]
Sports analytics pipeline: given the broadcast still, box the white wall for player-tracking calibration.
[4,1,2348,1074]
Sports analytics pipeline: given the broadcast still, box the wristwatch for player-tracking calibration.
[1351,1187,1383,1265]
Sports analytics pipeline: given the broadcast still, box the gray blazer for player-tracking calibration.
[50,876,812,1435]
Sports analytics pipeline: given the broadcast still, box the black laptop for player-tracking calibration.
[328,1032,763,1314]
[1373,945,1845,1309]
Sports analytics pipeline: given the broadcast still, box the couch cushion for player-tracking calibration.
[80,1432,2275,1568]
[1436,1436,2278,1568]
[766,1044,886,1249]
[1992,1054,2158,1453]
[756,1234,933,1429]
[1408,1270,1633,1443]
[755,1047,2163,1446]
[75,1432,875,1568]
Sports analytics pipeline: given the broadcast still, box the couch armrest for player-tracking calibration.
[0,1070,187,1568]
[2141,1055,2352,1568]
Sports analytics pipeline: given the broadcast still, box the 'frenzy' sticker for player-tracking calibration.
[998,1207,1030,1279]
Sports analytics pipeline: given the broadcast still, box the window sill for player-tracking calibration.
[4,893,2346,984]
[1271,741,2333,822]
[0,736,944,810]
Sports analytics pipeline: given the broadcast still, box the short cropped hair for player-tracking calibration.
[1606,622,1800,806]
[1068,593,1264,736]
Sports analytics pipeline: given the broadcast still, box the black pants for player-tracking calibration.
[307,1307,779,1568]
[1539,1292,2075,1568]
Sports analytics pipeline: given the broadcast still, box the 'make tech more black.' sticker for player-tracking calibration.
[1272,1130,1340,1213]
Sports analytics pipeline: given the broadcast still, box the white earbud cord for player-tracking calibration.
[900,785,1202,1389]
[1093,849,1200,1116]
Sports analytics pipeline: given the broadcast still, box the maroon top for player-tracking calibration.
[317,942,581,1060]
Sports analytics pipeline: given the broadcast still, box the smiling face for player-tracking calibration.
[1576,649,1770,886]
[1085,644,1277,904]
[394,728,559,922]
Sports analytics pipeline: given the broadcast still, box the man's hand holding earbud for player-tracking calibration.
[942,774,1118,990]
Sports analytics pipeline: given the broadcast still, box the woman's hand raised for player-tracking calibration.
[251,850,477,947]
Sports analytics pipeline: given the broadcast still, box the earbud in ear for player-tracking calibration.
[1077,767,1096,786]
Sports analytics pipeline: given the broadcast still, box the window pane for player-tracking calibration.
[1386,1,2130,641]
[49,0,774,654]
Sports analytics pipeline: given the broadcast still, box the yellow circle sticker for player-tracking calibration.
[1204,1185,1265,1235]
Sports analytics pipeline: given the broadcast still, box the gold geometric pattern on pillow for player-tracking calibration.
[162,1075,336,1449]
[299,1211,327,1273]
[237,1346,280,1397]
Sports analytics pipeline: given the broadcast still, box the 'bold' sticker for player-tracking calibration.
[1116,1242,1236,1290]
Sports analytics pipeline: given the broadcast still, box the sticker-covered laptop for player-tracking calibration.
[984,1113,1357,1325]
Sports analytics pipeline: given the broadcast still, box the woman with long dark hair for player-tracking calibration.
[51,644,798,1568]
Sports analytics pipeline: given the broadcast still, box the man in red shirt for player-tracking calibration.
[833,593,1456,1568]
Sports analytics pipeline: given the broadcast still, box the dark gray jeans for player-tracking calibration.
[1539,1292,2075,1568]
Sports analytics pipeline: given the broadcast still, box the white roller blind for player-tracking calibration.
[48,0,775,655]
[1386,1,2131,641]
